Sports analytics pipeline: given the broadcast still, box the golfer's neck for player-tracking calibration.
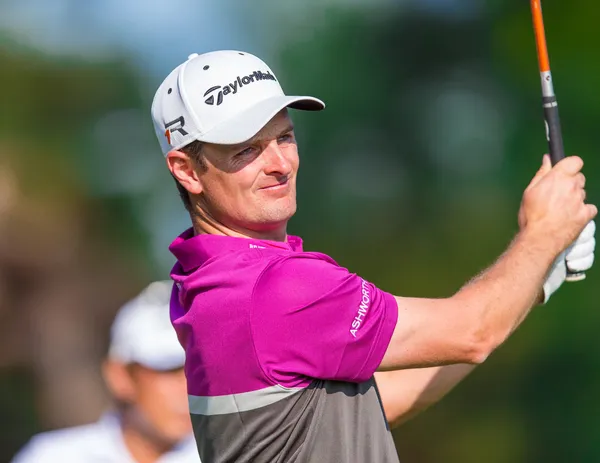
[120,421,171,463]
[191,212,288,243]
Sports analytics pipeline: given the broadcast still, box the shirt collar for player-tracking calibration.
[169,228,304,273]
[96,411,198,462]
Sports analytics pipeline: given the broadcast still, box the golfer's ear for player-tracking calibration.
[102,359,136,403]
[166,150,203,195]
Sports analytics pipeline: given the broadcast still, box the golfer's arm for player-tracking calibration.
[374,364,476,428]
[379,228,555,370]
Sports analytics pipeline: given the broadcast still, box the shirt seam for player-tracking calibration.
[250,254,353,386]
[352,290,396,381]
[330,271,361,379]
[249,252,286,388]
[351,290,387,381]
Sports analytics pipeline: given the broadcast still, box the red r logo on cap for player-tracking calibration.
[164,116,188,146]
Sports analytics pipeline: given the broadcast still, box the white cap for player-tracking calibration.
[108,280,185,371]
[151,50,325,155]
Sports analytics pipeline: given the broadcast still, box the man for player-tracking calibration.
[151,50,596,462]
[12,281,201,463]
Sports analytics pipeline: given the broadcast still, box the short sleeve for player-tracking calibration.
[10,442,37,463]
[250,252,398,386]
[10,437,63,463]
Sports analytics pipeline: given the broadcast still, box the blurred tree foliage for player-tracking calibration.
[267,1,600,462]
[0,38,153,461]
[3,0,600,461]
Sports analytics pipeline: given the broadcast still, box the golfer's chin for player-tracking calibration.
[157,416,193,445]
[250,203,297,233]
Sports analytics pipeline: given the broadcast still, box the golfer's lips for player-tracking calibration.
[259,178,290,191]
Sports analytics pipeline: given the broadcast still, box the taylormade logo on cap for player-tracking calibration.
[150,50,325,154]
[204,70,277,106]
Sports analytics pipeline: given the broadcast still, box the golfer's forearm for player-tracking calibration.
[381,229,558,370]
[378,232,549,425]
[453,228,556,360]
[375,364,476,428]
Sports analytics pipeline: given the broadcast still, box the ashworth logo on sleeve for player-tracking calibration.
[350,279,371,338]
[203,70,277,106]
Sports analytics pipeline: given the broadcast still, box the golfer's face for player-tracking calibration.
[199,110,299,232]
[129,365,192,444]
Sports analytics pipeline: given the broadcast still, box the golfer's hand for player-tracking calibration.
[542,220,596,303]
[518,154,597,257]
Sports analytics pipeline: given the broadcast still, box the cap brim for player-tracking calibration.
[135,348,186,372]
[109,336,186,372]
[193,95,325,145]
[138,358,185,372]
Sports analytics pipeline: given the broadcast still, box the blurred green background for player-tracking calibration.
[1,0,599,461]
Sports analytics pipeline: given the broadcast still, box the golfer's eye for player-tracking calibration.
[235,147,255,157]
[277,133,294,144]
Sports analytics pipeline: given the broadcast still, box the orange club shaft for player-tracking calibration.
[531,0,551,73]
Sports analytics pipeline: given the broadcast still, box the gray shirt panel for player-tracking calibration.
[191,378,399,463]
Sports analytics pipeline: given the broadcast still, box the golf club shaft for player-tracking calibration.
[530,0,585,281]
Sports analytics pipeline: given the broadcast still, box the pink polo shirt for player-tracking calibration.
[169,229,400,463]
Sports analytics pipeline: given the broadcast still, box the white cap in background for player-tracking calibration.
[108,280,185,371]
[151,50,325,156]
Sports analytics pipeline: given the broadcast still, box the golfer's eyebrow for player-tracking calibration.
[255,123,295,143]
[277,123,295,137]
[231,124,295,151]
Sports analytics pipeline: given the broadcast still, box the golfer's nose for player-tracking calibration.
[263,140,292,176]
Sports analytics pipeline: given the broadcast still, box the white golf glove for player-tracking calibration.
[543,220,596,303]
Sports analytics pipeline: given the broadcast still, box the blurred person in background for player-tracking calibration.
[151,50,596,462]
[11,281,200,463]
